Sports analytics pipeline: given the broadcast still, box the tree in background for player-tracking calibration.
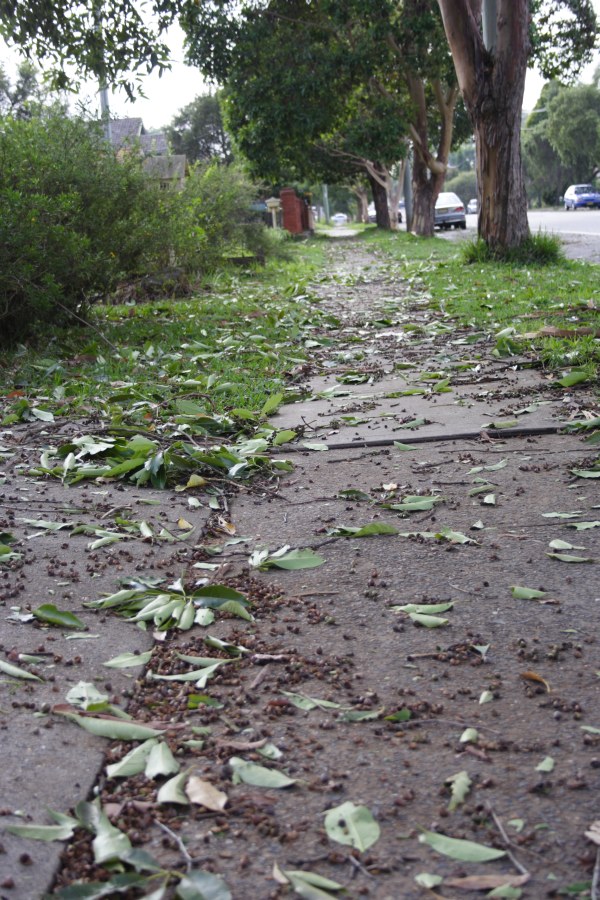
[544,80,600,183]
[437,0,597,252]
[167,92,233,165]
[0,60,49,118]
[522,82,576,206]
[181,0,470,235]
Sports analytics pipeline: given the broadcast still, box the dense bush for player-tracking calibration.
[171,162,282,271]
[0,112,166,345]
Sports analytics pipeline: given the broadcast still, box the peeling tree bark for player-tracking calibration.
[437,0,530,250]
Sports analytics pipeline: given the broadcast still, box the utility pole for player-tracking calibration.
[322,184,330,223]
[94,0,112,143]
[403,153,413,233]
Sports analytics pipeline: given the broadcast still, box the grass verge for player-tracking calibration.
[362,227,600,384]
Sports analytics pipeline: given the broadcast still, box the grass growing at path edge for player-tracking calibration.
[0,241,328,428]
[362,227,600,383]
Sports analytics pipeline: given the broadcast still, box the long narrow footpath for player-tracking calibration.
[2,236,599,898]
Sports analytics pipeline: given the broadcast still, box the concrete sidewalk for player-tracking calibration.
[1,236,599,898]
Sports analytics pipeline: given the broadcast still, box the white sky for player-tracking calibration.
[1,7,600,129]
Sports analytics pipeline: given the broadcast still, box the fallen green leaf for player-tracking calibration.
[323,801,380,852]
[419,829,506,862]
[33,604,86,630]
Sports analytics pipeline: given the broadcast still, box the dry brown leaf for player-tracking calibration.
[585,820,600,846]
[186,776,228,811]
[445,873,530,890]
[520,670,551,692]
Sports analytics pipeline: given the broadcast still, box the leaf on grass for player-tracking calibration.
[419,829,506,862]
[186,776,228,811]
[103,650,153,668]
[176,870,231,900]
[520,671,551,692]
[536,756,555,773]
[0,657,43,681]
[323,801,380,852]
[229,756,295,788]
[33,604,86,630]
[156,770,190,805]
[446,770,472,811]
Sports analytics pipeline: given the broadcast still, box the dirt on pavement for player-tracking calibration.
[1,236,599,899]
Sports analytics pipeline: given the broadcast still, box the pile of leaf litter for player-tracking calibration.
[2,232,600,899]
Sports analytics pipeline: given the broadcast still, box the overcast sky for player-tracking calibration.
[2,9,600,130]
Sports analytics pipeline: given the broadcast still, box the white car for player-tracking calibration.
[331,213,348,225]
[467,198,478,214]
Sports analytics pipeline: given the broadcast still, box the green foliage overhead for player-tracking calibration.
[0,0,174,97]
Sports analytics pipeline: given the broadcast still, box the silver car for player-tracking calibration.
[435,192,467,230]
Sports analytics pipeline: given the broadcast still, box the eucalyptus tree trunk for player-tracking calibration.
[353,185,369,223]
[437,0,530,250]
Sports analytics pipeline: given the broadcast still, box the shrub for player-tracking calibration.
[444,171,477,206]
[0,112,164,346]
[171,162,281,273]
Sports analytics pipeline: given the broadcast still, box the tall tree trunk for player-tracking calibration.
[352,184,369,223]
[411,153,438,236]
[367,168,391,229]
[437,0,530,250]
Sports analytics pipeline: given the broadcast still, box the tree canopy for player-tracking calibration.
[167,93,233,165]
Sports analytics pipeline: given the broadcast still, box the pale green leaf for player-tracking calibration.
[106,740,158,778]
[323,801,380,851]
[535,756,555,773]
[414,873,443,888]
[447,770,472,812]
[460,728,479,744]
[392,602,453,615]
[54,709,164,741]
[409,612,449,628]
[176,870,231,900]
[156,770,190,805]
[546,552,594,563]
[145,741,180,778]
[0,657,43,681]
[511,586,547,600]
[419,829,506,862]
[103,650,153,668]
[281,691,348,711]
[229,756,295,788]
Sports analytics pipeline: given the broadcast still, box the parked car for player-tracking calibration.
[467,198,478,214]
[435,192,467,230]
[331,212,348,225]
[563,184,600,210]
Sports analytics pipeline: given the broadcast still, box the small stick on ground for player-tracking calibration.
[486,804,530,877]
[156,820,194,873]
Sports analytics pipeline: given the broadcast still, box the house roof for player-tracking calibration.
[139,132,169,155]
[110,117,144,150]
[142,155,188,180]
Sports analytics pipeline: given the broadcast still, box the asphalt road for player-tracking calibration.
[456,208,600,263]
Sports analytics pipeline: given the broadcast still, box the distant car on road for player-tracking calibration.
[563,184,600,210]
[331,212,348,225]
[435,192,466,230]
[467,198,478,214]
